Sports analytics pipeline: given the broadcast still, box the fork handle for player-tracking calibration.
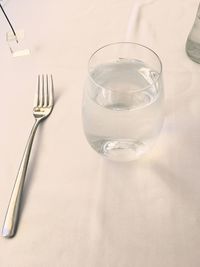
[2,120,40,238]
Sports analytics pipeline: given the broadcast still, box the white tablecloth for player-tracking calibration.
[1,0,200,266]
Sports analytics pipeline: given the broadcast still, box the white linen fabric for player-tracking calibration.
[0,0,200,266]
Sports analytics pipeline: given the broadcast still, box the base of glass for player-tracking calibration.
[90,138,152,161]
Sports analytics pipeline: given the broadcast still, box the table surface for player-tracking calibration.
[1,0,200,266]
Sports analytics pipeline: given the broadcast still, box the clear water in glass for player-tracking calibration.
[83,59,164,161]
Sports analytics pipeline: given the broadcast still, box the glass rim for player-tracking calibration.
[88,42,163,93]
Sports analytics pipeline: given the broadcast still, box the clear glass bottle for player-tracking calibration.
[186,3,200,63]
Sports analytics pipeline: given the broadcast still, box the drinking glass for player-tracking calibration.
[82,42,164,161]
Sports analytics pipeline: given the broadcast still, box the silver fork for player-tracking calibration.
[2,74,54,238]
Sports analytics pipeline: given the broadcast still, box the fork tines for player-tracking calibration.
[34,74,54,108]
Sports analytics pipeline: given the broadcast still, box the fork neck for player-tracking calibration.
[35,118,42,125]
[30,119,40,136]
[32,119,42,132]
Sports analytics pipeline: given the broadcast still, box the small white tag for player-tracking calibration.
[6,29,31,57]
